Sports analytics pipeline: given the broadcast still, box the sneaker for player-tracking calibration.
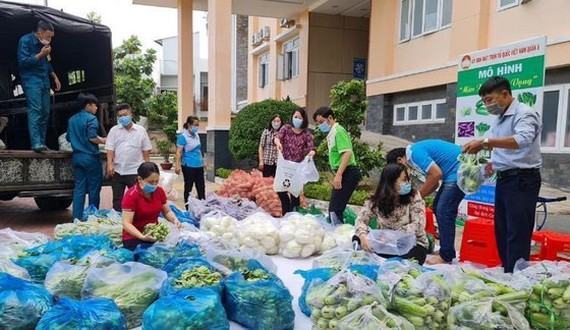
[32,146,47,153]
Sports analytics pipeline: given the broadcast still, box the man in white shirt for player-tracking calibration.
[105,104,152,211]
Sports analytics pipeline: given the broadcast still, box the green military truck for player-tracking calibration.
[0,1,114,210]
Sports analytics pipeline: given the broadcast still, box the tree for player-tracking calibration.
[146,91,178,144]
[113,36,157,118]
[314,79,385,177]
[86,11,102,24]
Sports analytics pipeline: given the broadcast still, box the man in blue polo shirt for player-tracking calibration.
[387,139,464,264]
[17,20,61,152]
[67,93,106,220]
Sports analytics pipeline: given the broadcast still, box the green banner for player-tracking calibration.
[457,55,545,97]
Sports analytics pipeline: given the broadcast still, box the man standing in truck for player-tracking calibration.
[17,20,61,152]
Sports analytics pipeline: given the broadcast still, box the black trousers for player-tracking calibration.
[182,166,206,208]
[329,166,361,224]
[378,245,428,265]
[111,173,137,211]
[278,191,300,215]
[262,164,276,178]
[495,171,541,272]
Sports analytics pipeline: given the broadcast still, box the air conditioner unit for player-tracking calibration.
[279,18,295,28]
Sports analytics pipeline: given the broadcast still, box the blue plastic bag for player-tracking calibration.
[135,241,201,269]
[103,248,134,264]
[223,266,294,330]
[0,272,53,329]
[143,288,229,330]
[160,257,222,297]
[294,268,337,317]
[36,297,126,330]
[168,204,199,226]
[14,235,114,281]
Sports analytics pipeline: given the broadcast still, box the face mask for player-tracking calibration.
[486,103,504,116]
[272,122,281,130]
[319,122,331,133]
[399,182,412,195]
[118,115,132,127]
[191,126,199,134]
[142,183,157,194]
[292,117,303,129]
[39,37,50,46]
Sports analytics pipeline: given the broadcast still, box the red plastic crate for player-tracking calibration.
[531,231,570,261]
[459,217,501,267]
[425,208,437,238]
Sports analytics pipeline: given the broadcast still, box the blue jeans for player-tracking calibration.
[433,182,465,262]
[23,85,51,149]
[72,153,102,220]
[495,172,541,272]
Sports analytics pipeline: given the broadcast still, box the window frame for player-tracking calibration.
[399,0,412,42]
[497,0,519,11]
[282,37,300,80]
[541,84,570,154]
[393,99,447,126]
[401,0,452,43]
[258,52,270,89]
[440,0,452,29]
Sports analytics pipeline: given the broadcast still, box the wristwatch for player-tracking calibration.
[482,138,490,150]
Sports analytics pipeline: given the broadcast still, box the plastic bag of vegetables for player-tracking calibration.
[54,215,122,246]
[313,246,384,270]
[447,298,530,330]
[134,241,201,269]
[526,273,570,329]
[14,235,114,281]
[320,224,356,252]
[378,268,451,329]
[366,229,416,256]
[101,247,134,263]
[160,257,224,297]
[337,302,414,330]
[457,153,488,195]
[0,228,48,259]
[307,269,386,330]
[203,240,277,274]
[36,297,126,330]
[0,259,29,279]
[0,272,53,329]
[201,211,241,247]
[278,213,325,258]
[238,212,280,255]
[223,265,295,330]
[143,287,229,330]
[81,262,167,329]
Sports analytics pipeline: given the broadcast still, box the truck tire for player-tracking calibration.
[34,197,73,211]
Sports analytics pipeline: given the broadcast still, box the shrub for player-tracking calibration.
[229,99,299,160]
[215,168,232,179]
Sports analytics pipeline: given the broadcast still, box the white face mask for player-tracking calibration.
[272,122,281,130]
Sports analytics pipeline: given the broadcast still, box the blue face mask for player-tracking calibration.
[292,117,303,129]
[399,182,412,195]
[118,115,132,127]
[143,183,157,194]
[191,126,199,134]
[319,122,331,133]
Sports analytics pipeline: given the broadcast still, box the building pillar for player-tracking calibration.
[177,0,194,130]
[206,0,233,181]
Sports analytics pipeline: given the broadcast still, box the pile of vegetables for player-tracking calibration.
[337,302,414,330]
[44,255,107,299]
[217,169,256,199]
[448,298,530,330]
[307,269,385,330]
[204,241,277,274]
[143,222,170,242]
[160,257,223,296]
[278,213,325,258]
[457,153,488,195]
[36,297,126,330]
[238,213,280,255]
[54,216,122,246]
[526,274,570,329]
[378,268,451,329]
[223,265,295,330]
[174,266,223,289]
[188,193,261,221]
[251,175,283,217]
[0,273,53,329]
[320,224,356,252]
[143,288,229,330]
[201,212,240,247]
[81,262,167,328]
[0,228,49,259]
[135,241,202,269]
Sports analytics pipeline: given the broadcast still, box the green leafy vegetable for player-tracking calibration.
[518,92,537,107]
[476,122,491,137]
[143,223,170,242]
[174,266,223,289]
[475,100,489,116]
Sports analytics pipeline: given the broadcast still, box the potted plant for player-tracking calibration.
[156,139,173,170]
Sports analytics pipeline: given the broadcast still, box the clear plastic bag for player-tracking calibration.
[0,259,30,279]
[134,241,201,269]
[295,267,338,317]
[238,212,280,255]
[36,297,126,330]
[81,262,167,329]
[223,264,295,330]
[367,229,416,256]
[203,240,277,274]
[278,213,325,259]
[320,224,356,253]
[313,246,384,270]
[457,153,488,195]
[143,288,229,330]
[307,269,386,330]
[337,303,414,330]
[0,228,49,259]
[160,257,223,297]
[159,172,179,201]
[0,272,53,329]
[448,298,530,330]
[58,132,73,152]
[526,273,570,329]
